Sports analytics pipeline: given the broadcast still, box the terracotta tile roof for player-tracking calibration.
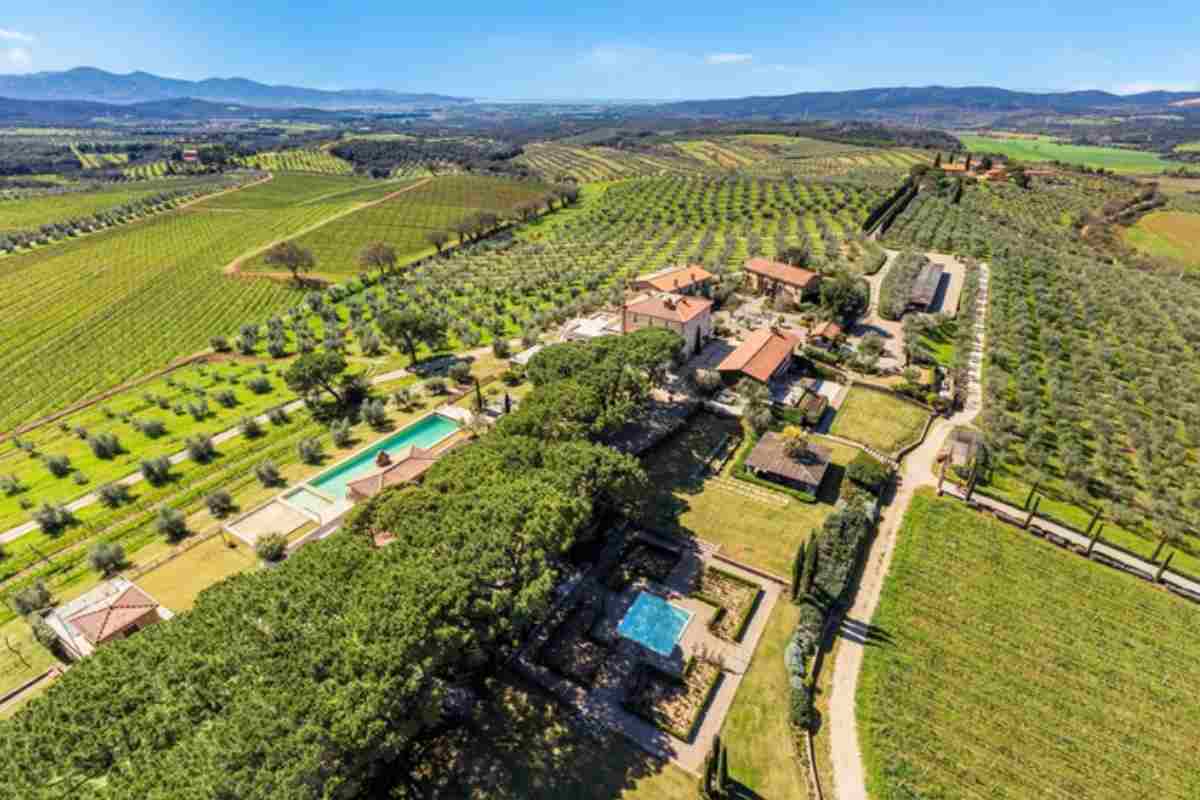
[744,258,820,289]
[811,320,843,340]
[625,293,713,324]
[717,327,800,382]
[347,446,440,501]
[744,432,832,488]
[67,585,159,645]
[636,265,714,293]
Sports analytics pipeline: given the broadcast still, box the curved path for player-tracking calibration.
[826,261,989,800]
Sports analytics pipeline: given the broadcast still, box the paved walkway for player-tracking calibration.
[826,261,989,800]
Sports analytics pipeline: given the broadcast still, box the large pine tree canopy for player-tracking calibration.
[0,329,677,800]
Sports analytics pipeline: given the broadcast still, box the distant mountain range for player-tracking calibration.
[0,67,470,109]
[661,85,1200,118]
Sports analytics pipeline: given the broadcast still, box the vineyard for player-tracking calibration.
[859,493,1200,800]
[69,145,130,169]
[234,148,354,174]
[0,174,394,429]
[514,142,700,182]
[245,174,555,276]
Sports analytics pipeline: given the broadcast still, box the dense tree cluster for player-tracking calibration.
[0,332,677,798]
[331,137,530,178]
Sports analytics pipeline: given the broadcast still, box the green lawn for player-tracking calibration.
[829,386,929,456]
[1173,141,1200,153]
[720,599,808,798]
[956,134,1174,174]
[637,413,857,576]
[136,534,258,613]
[0,617,59,699]
[858,492,1200,800]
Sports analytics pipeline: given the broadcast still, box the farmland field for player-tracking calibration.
[0,173,391,429]
[246,174,553,275]
[859,492,1200,800]
[0,179,222,233]
[1122,210,1200,268]
[234,148,354,174]
[1173,140,1200,152]
[956,134,1174,173]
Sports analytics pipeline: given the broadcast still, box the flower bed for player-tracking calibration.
[624,657,723,742]
[693,567,761,642]
[538,603,611,689]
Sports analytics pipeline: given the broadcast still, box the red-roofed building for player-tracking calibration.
[346,446,442,502]
[717,327,802,383]
[622,293,713,358]
[743,259,822,303]
[809,320,844,348]
[46,577,168,659]
[633,265,714,296]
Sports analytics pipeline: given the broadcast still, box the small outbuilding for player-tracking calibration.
[633,265,714,296]
[743,433,832,495]
[45,577,168,660]
[718,327,801,383]
[909,262,945,312]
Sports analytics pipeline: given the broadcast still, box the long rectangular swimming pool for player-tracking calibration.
[308,414,459,499]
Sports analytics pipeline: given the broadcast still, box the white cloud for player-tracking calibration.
[5,47,32,70]
[0,28,35,42]
[705,53,753,65]
[581,44,659,70]
[1115,81,1198,94]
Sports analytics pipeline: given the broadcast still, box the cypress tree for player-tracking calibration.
[802,532,820,595]
[792,542,806,602]
[717,742,729,795]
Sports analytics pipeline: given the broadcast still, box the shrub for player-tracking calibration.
[210,335,231,352]
[391,387,414,410]
[847,451,891,494]
[267,406,289,426]
[156,507,188,541]
[97,482,131,508]
[214,389,238,408]
[297,438,324,465]
[448,362,472,384]
[256,532,288,563]
[33,503,74,534]
[255,460,283,488]
[693,369,723,396]
[492,338,511,358]
[31,616,60,654]
[73,425,89,440]
[12,582,51,615]
[239,416,263,439]
[73,472,89,486]
[0,474,25,497]
[363,399,389,429]
[330,419,353,447]
[188,399,210,421]
[426,377,448,395]
[88,542,127,575]
[45,455,72,478]
[246,376,272,395]
[139,418,167,438]
[205,490,235,517]
[87,431,122,459]
[186,435,217,464]
[141,456,172,486]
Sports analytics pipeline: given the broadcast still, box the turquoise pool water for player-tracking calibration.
[309,414,459,499]
[618,591,692,657]
[284,487,335,518]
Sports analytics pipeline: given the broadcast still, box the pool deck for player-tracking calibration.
[514,526,783,775]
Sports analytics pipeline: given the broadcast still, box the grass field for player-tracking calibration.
[859,492,1200,800]
[957,134,1174,174]
[1122,210,1200,268]
[1173,141,1200,153]
[829,386,929,455]
[234,148,354,174]
[245,174,552,275]
[637,413,858,576]
[135,534,258,612]
[0,617,59,700]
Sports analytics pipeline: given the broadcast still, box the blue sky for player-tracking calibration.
[2,2,1198,100]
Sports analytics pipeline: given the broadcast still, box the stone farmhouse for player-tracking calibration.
[743,258,822,303]
[717,327,801,383]
[622,293,714,359]
[633,265,714,297]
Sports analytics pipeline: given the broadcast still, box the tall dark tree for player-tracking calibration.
[283,350,349,405]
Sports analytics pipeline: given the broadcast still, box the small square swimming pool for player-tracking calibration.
[618,591,692,657]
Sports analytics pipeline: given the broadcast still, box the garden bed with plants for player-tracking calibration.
[624,657,722,742]
[692,567,761,642]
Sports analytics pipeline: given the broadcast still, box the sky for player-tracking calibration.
[2,2,1199,100]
